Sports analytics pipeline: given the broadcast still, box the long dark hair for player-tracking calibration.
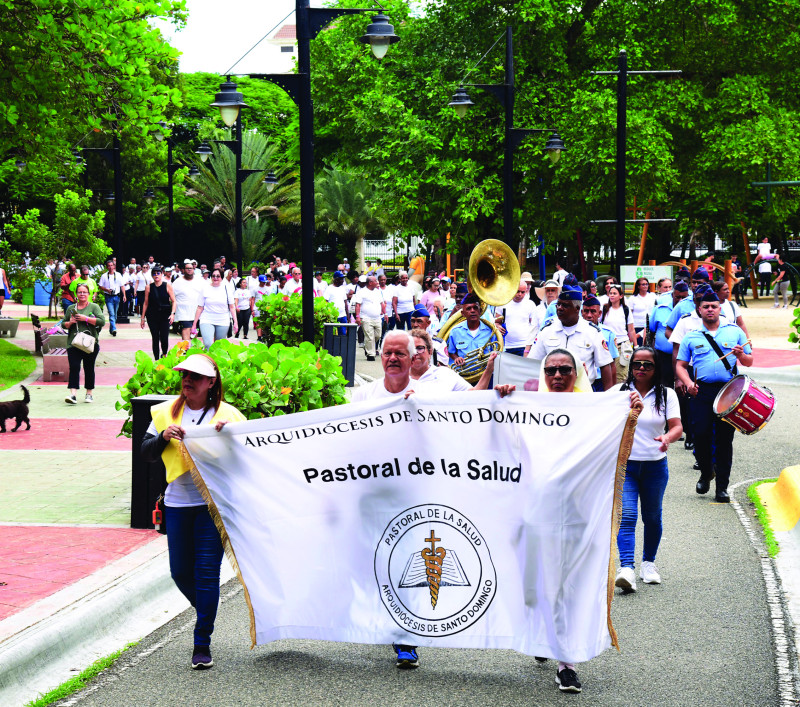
[601,284,630,323]
[620,345,666,413]
[171,354,223,418]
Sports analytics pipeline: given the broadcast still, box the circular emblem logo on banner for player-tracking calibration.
[374,504,497,637]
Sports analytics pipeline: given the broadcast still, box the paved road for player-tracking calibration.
[60,382,800,706]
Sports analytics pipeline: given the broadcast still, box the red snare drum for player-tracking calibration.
[713,375,776,435]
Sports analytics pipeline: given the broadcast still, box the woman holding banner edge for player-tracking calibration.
[141,353,246,670]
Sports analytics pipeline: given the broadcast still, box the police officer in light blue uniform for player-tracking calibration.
[580,296,618,391]
[675,290,752,503]
[447,293,498,365]
[664,268,710,333]
[649,281,689,386]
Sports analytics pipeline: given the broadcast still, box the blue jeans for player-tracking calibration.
[61,298,75,315]
[199,323,229,349]
[396,311,413,330]
[505,347,526,357]
[617,457,669,568]
[105,294,120,331]
[165,505,224,647]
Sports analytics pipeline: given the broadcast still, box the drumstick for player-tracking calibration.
[713,339,752,363]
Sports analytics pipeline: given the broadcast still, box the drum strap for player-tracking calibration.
[702,332,737,376]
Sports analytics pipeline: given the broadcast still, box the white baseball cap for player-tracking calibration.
[173,354,217,379]
[184,259,193,265]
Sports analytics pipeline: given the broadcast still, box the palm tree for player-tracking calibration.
[186,130,295,262]
[279,165,386,270]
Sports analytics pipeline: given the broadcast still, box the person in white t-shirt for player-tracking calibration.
[629,277,657,344]
[313,272,328,297]
[391,271,417,330]
[233,277,255,339]
[496,279,538,356]
[352,275,385,360]
[136,264,153,316]
[246,266,261,294]
[410,329,501,391]
[600,284,636,382]
[324,272,349,323]
[191,268,238,348]
[172,263,206,340]
[551,260,568,287]
[611,346,681,593]
[282,267,303,296]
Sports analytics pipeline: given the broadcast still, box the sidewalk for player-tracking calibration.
[0,298,798,705]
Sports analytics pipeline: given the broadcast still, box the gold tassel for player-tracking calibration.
[181,442,258,648]
[606,407,640,650]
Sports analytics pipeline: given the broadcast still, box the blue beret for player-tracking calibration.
[558,285,583,301]
[692,269,710,281]
[673,281,689,292]
[694,283,712,296]
[455,282,469,296]
[411,304,430,318]
[563,274,580,287]
[700,291,720,303]
[583,296,601,307]
[461,292,481,306]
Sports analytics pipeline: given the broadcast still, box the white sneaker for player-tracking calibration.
[85,394,94,403]
[640,561,662,584]
[773,303,780,308]
[783,305,788,309]
[615,566,637,592]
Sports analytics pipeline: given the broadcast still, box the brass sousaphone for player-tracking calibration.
[439,239,521,383]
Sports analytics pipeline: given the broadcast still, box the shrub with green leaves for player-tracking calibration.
[789,306,800,348]
[116,338,348,437]
[253,292,339,348]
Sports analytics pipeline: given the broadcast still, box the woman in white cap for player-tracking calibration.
[191,267,238,348]
[141,353,246,671]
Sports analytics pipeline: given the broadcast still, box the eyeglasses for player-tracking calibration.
[414,345,428,352]
[631,360,656,371]
[181,370,206,381]
[543,365,574,376]
[211,274,222,279]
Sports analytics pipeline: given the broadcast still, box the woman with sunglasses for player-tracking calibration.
[611,346,681,592]
[141,354,246,670]
[191,268,238,348]
[600,284,636,382]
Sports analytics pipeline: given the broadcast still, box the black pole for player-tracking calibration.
[297,0,315,343]
[113,135,123,262]
[167,141,175,264]
[503,26,514,246]
[615,50,627,279]
[234,113,244,270]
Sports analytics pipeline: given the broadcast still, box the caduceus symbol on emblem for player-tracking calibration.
[421,529,446,609]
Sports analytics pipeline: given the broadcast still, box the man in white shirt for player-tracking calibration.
[552,260,568,287]
[172,262,206,340]
[324,272,349,323]
[282,267,303,296]
[313,272,328,297]
[497,279,538,356]
[98,259,126,336]
[353,275,385,360]
[135,264,152,316]
[392,271,417,330]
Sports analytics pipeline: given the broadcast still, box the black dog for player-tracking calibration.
[0,385,31,432]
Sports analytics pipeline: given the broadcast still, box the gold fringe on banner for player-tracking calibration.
[606,407,640,650]
[180,442,258,648]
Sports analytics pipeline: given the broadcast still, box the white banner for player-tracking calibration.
[183,391,635,663]
[495,351,541,389]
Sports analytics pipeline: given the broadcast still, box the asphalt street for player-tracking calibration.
[59,380,800,707]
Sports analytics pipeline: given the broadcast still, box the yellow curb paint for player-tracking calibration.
[756,466,800,531]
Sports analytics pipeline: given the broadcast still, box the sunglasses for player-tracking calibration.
[543,365,574,376]
[181,370,207,381]
[631,360,656,371]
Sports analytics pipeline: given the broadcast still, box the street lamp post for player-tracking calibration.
[247,0,399,343]
[81,136,124,261]
[148,123,180,264]
[448,26,565,266]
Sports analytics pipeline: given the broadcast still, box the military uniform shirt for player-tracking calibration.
[649,302,674,353]
[677,323,751,383]
[665,296,697,330]
[529,317,613,383]
[668,309,729,347]
[446,320,498,359]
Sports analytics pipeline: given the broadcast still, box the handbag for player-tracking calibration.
[71,309,97,353]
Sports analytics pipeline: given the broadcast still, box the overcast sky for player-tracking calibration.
[155,0,323,75]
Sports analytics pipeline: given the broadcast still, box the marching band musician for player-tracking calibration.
[527,284,615,390]
[675,290,752,503]
[446,293,499,371]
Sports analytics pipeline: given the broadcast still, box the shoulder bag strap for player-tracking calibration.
[702,331,737,375]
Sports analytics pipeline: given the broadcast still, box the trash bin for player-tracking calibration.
[323,323,357,386]
[130,394,177,532]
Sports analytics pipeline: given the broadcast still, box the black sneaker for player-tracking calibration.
[535,656,548,663]
[366,355,376,361]
[110,329,117,337]
[556,667,582,693]
[191,646,213,670]
[392,644,419,669]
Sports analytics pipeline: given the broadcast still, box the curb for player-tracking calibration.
[756,466,800,532]
[0,537,233,707]
[746,365,800,387]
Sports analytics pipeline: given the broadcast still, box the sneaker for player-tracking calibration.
[556,667,582,693]
[366,355,376,361]
[65,395,77,405]
[85,394,94,403]
[393,644,419,669]
[615,566,637,592]
[640,561,661,584]
[773,303,780,308]
[535,656,548,663]
[191,646,213,670]
[783,304,788,309]
[110,329,117,337]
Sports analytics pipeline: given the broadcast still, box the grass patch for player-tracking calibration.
[748,478,780,557]
[24,642,136,707]
[0,339,36,392]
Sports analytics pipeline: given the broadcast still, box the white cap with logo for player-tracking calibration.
[173,355,217,379]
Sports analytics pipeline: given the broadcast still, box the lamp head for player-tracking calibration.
[543,132,566,164]
[358,12,399,59]
[263,171,278,193]
[195,141,213,163]
[143,188,156,204]
[210,78,248,127]
[188,164,201,178]
[448,86,475,118]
